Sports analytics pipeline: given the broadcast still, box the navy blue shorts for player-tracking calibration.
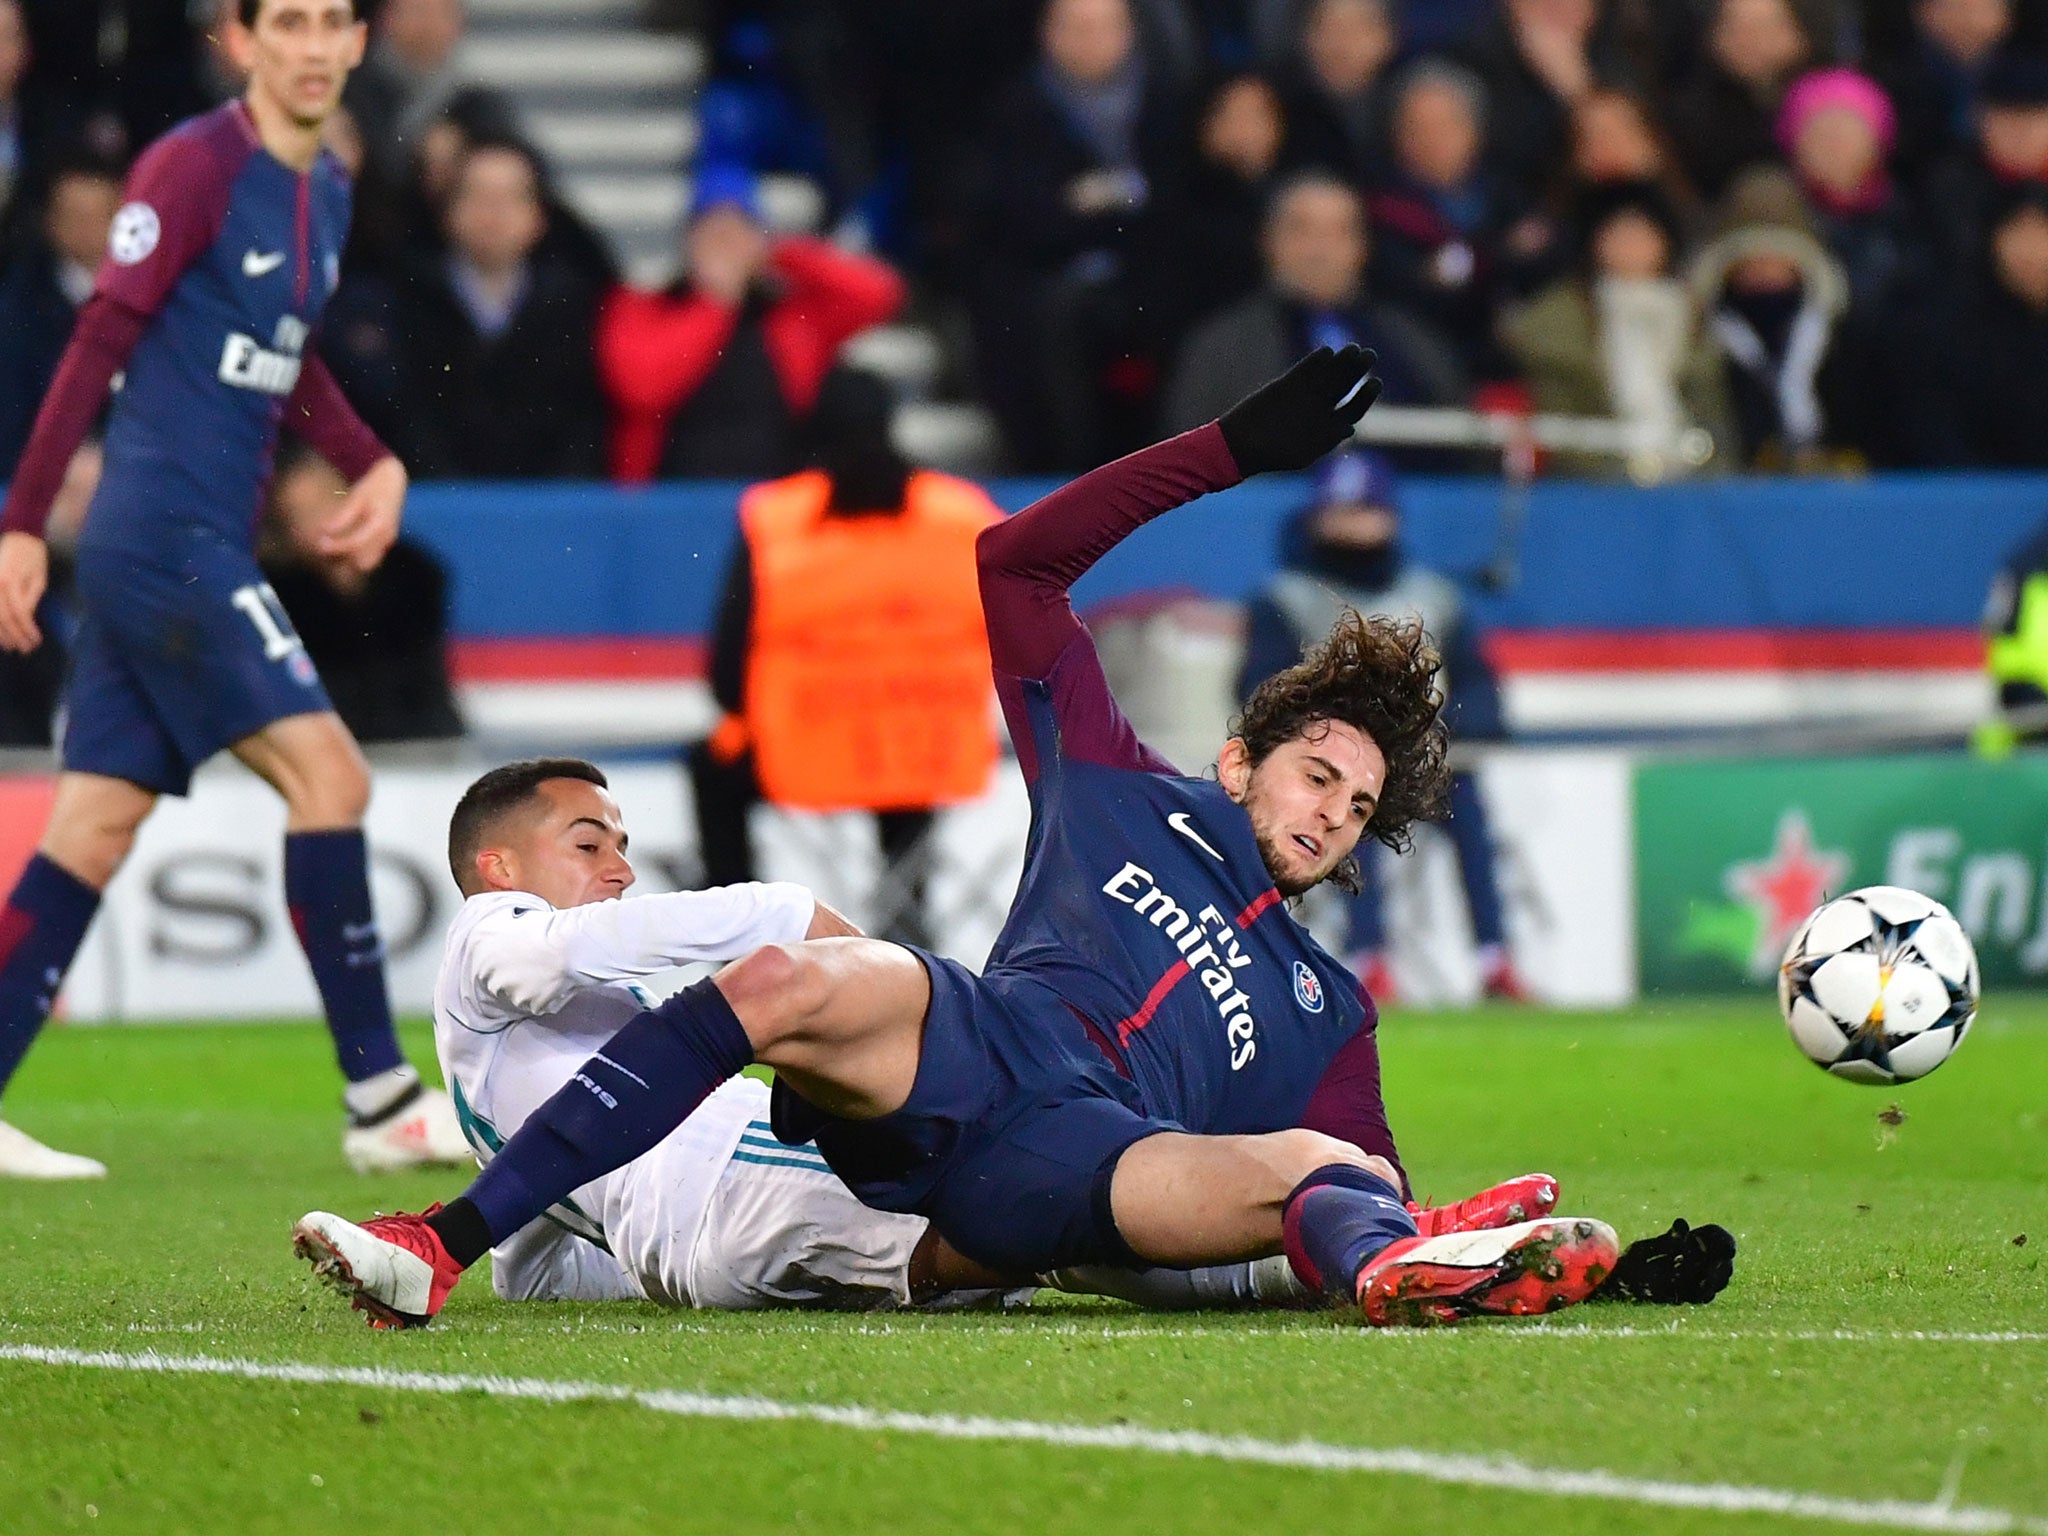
[772,949,1179,1275]
[63,537,332,797]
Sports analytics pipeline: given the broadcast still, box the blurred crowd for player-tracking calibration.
[9,0,2048,479]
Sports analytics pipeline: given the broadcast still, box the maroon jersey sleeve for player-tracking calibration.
[978,423,1243,781]
[283,353,390,480]
[1,120,241,537]
[1297,1014,1408,1198]
[94,121,244,317]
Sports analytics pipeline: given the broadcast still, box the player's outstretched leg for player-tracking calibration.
[1285,1164,1616,1326]
[232,715,467,1172]
[294,941,928,1327]
[293,1207,465,1329]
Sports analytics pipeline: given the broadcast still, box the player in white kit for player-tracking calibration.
[414,758,933,1310]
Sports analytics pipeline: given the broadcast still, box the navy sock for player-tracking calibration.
[284,829,404,1083]
[0,856,100,1099]
[1282,1163,1419,1301]
[456,979,755,1262]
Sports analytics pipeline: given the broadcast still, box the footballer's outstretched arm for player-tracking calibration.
[974,345,1379,683]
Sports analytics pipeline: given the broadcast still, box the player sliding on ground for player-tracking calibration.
[292,346,1623,1327]
[0,0,467,1179]
[296,759,1565,1317]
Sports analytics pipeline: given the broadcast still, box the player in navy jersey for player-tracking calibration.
[0,0,467,1178]
[298,347,1620,1328]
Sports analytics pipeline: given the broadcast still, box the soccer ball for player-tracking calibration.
[1777,885,1979,1084]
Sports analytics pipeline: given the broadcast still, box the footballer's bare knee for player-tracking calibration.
[714,943,835,1044]
[232,713,370,829]
[40,773,155,890]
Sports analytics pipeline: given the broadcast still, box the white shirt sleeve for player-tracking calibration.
[468,883,817,1018]
[491,1220,645,1304]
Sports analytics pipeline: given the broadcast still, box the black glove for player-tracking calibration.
[1588,1219,1736,1305]
[1216,345,1382,476]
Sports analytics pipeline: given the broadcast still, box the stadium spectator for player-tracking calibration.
[1237,448,1529,1004]
[969,0,1186,470]
[1918,47,2048,286]
[1666,0,1818,200]
[1564,87,1702,228]
[1906,181,2048,466]
[345,0,517,188]
[597,165,903,481]
[1777,68,1923,309]
[1688,166,1863,471]
[395,136,608,478]
[1367,58,1550,382]
[1273,0,1398,186]
[0,0,32,249]
[259,445,463,745]
[0,153,123,477]
[1454,0,1626,204]
[1132,69,1287,354]
[1162,172,1468,435]
[1505,179,1733,478]
[688,367,1001,945]
[1877,0,2013,176]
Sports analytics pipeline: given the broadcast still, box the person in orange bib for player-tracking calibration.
[691,367,1003,944]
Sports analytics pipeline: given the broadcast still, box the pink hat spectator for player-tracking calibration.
[1776,68,1898,161]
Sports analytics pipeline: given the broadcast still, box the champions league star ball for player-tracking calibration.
[1777,886,1979,1085]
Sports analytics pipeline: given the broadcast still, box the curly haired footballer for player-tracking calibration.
[1232,608,1451,892]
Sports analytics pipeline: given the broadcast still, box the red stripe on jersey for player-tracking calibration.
[1235,887,1283,929]
[1115,958,1191,1047]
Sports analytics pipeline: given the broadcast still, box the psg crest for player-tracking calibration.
[1292,961,1324,1013]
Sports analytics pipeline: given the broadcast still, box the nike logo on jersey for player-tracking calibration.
[1166,811,1225,862]
[243,249,288,278]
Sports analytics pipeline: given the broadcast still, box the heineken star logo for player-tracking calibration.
[1724,809,1850,977]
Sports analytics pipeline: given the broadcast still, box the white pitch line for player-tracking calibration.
[2,1344,2043,1535]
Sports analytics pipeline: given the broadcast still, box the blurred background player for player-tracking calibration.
[1239,449,1528,1004]
[1979,506,2048,753]
[0,0,467,1178]
[690,366,1002,945]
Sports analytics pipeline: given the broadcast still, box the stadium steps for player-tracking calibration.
[457,0,1006,472]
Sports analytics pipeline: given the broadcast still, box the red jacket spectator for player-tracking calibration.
[598,187,904,482]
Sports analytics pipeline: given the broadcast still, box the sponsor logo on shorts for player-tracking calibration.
[1293,960,1324,1013]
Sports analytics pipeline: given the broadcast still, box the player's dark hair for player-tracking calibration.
[238,0,364,25]
[1231,609,1450,892]
[448,759,609,894]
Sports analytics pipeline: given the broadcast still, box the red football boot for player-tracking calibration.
[293,1205,465,1329]
[1481,954,1536,1003]
[1408,1172,1559,1238]
[1356,1217,1619,1327]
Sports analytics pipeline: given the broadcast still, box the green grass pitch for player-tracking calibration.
[1,998,2044,1535]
